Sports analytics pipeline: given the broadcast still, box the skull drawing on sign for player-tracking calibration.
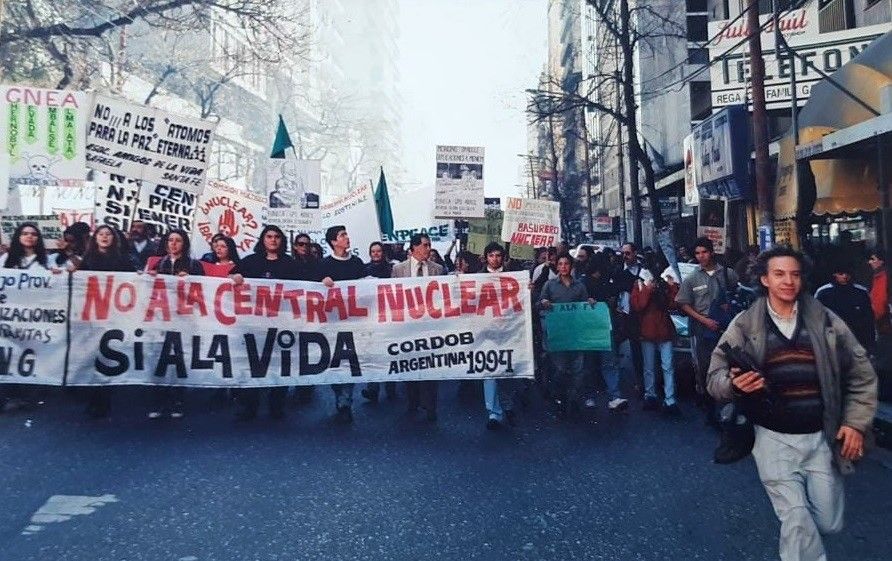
[16,153,61,186]
[217,208,239,237]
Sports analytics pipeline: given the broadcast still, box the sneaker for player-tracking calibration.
[335,407,353,424]
[360,389,379,403]
[662,403,682,417]
[147,411,163,419]
[583,398,597,409]
[486,417,502,430]
[169,402,184,419]
[642,397,659,411]
[607,398,629,411]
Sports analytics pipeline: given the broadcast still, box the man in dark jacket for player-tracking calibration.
[815,260,875,353]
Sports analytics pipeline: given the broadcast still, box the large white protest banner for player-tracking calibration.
[85,94,215,193]
[434,145,484,219]
[0,86,88,194]
[63,271,533,386]
[93,173,195,235]
[190,179,266,256]
[1,214,63,243]
[500,197,561,247]
[265,158,320,231]
[0,268,68,385]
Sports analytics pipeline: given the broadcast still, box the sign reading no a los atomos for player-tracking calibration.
[501,197,561,247]
[85,94,216,193]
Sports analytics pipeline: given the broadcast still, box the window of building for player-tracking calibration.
[687,48,709,64]
[687,15,708,41]
[689,81,712,121]
[818,0,855,31]
[686,0,708,12]
[738,0,774,15]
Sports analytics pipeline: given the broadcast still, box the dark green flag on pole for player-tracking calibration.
[270,115,294,159]
[374,166,394,239]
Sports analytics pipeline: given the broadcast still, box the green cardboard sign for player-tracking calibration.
[544,301,613,351]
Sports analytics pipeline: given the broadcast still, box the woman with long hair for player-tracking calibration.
[200,234,240,277]
[80,225,136,272]
[229,225,299,420]
[0,222,50,270]
[78,226,136,418]
[147,228,203,419]
[149,229,204,276]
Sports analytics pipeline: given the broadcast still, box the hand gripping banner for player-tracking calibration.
[53,271,534,387]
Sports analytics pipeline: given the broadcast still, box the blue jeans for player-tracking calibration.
[641,340,675,405]
[586,348,622,401]
[483,379,518,421]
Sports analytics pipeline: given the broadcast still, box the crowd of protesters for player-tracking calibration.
[0,222,886,434]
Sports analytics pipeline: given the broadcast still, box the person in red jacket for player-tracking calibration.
[631,255,680,415]
[868,249,890,334]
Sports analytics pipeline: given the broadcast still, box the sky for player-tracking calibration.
[397,0,547,199]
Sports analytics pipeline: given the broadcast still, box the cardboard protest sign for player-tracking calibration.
[1,214,63,243]
[94,173,195,235]
[53,207,95,230]
[62,271,535,387]
[191,179,265,256]
[264,158,320,231]
[0,86,88,192]
[0,269,68,384]
[697,198,727,254]
[467,208,503,255]
[544,302,613,352]
[501,197,561,247]
[85,94,215,193]
[434,145,485,219]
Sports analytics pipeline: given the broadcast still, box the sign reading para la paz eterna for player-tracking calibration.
[0,85,88,192]
[500,197,561,247]
[85,94,216,193]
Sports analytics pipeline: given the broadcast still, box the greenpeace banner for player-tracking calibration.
[501,197,561,247]
[0,269,68,385]
[191,179,265,255]
[0,86,88,192]
[62,271,533,387]
[85,94,215,193]
[434,145,485,219]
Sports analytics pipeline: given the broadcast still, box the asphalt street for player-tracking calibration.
[1,384,890,561]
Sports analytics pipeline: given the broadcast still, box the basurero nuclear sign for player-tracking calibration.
[708,0,892,109]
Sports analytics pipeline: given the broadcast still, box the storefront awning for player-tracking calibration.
[774,30,892,218]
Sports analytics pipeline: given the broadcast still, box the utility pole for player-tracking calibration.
[615,69,627,244]
[580,105,594,236]
[748,0,773,237]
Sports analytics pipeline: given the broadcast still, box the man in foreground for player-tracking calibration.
[707,246,877,561]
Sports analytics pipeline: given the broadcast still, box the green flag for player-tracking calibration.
[374,167,395,239]
[270,115,294,159]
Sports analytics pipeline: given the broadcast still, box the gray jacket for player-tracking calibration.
[707,294,877,474]
[391,258,445,278]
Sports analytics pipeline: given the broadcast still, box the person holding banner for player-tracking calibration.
[362,241,397,404]
[0,223,54,414]
[481,242,518,430]
[199,234,240,277]
[78,225,136,418]
[230,225,300,421]
[389,233,444,422]
[320,225,367,424]
[540,253,596,419]
[0,223,51,270]
[580,255,626,412]
[146,229,204,419]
